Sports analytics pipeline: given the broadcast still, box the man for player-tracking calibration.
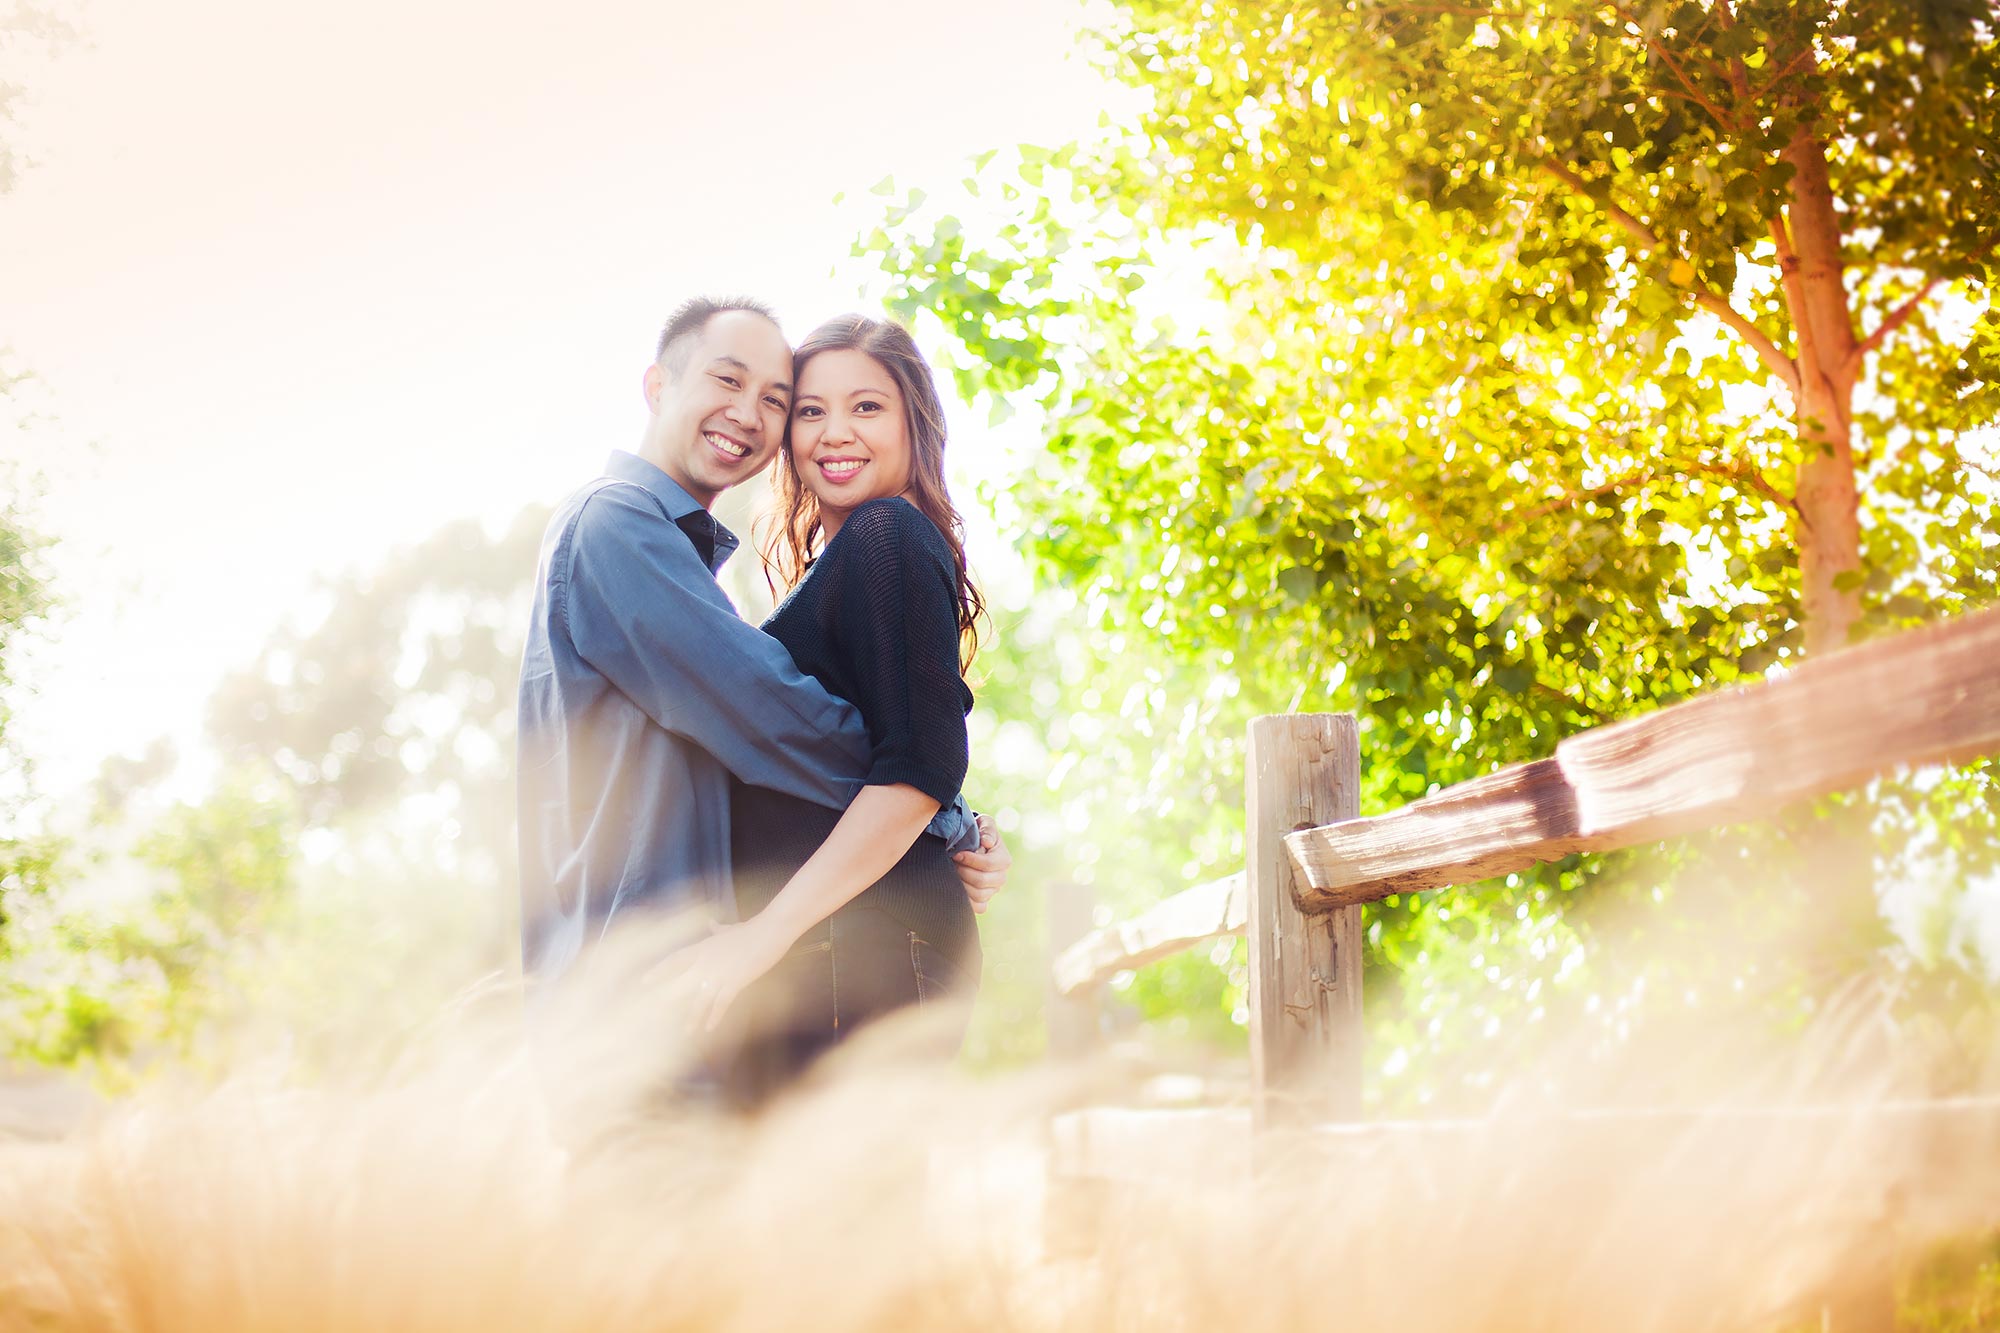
[517,296,1007,982]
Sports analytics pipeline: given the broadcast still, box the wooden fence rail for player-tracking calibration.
[1055,604,2000,997]
[1288,603,2000,908]
[1050,872,1243,998]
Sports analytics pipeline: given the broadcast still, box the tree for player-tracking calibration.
[0,507,549,1076]
[859,0,2000,1096]
[205,505,548,899]
[1,436,59,949]
[0,5,82,1055]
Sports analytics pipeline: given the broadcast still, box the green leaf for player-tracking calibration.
[1277,566,1320,604]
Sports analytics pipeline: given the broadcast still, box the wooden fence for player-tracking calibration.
[1047,606,2000,1327]
[1054,603,2000,1121]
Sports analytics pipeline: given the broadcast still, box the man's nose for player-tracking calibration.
[722,394,761,430]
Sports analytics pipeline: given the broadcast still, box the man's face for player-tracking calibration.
[643,310,793,507]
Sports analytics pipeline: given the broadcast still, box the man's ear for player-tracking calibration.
[642,361,664,413]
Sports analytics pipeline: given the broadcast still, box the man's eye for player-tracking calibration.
[715,375,740,388]
[765,396,787,410]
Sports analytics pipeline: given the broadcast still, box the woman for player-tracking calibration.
[669,314,987,1106]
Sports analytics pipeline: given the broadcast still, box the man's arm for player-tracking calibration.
[563,486,874,808]
[565,486,975,845]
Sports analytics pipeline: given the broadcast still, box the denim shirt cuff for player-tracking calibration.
[926,796,980,854]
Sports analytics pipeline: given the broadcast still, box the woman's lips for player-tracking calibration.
[817,457,866,484]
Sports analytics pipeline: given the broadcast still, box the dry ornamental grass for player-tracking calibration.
[2,917,1997,1333]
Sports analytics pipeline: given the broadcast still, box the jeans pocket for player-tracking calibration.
[908,934,964,1006]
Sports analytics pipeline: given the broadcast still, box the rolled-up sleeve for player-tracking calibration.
[833,501,972,808]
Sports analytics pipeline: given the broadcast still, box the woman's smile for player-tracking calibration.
[789,347,916,532]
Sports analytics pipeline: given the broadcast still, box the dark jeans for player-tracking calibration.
[712,905,980,1110]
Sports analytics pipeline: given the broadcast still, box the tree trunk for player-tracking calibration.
[1778,127,1885,999]
[1794,376,1859,655]
[1781,128,1863,657]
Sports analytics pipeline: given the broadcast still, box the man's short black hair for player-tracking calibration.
[655,296,780,376]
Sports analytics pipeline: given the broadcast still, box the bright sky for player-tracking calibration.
[0,0,1128,811]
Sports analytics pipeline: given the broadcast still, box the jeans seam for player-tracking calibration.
[909,931,928,1006]
[830,933,841,1032]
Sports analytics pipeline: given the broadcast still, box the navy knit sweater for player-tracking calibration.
[729,497,977,963]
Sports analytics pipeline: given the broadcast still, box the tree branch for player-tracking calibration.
[1690,289,1801,394]
[1846,236,1996,377]
[1538,158,1660,251]
[1747,44,1820,104]
[1538,158,1800,392]
[1847,277,1946,371]
[1700,455,1797,514]
[1604,0,1739,131]
[1767,214,1818,387]
[1493,456,1795,541]
[1768,216,1797,268]
[1680,2,1722,49]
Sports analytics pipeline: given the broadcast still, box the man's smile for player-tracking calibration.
[704,430,751,460]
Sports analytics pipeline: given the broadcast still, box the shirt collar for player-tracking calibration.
[603,450,741,572]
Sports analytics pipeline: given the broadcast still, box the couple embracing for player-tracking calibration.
[517,297,1011,1109]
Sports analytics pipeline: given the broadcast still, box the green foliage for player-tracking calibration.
[0,3,78,193]
[0,479,56,953]
[1,2,82,1038]
[956,578,1268,1060]
[0,506,548,1077]
[0,463,54,769]
[0,492,51,698]
[134,772,296,943]
[0,773,300,1075]
[1902,1230,2000,1332]
[0,829,61,945]
[858,0,2000,1098]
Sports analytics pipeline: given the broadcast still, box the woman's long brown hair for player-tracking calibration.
[758,314,986,668]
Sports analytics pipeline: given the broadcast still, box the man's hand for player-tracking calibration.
[952,813,1011,915]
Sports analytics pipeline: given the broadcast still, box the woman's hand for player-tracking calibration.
[672,784,936,1032]
[952,813,1011,915]
[659,917,793,1033]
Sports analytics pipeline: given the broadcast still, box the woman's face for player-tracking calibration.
[789,348,914,527]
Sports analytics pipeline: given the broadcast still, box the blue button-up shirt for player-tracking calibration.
[517,450,974,979]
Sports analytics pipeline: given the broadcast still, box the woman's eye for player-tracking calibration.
[856,401,882,413]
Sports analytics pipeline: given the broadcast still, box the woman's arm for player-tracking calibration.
[671,501,971,1030]
[672,782,940,1031]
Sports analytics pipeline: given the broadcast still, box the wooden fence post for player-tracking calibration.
[1246,713,1363,1129]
